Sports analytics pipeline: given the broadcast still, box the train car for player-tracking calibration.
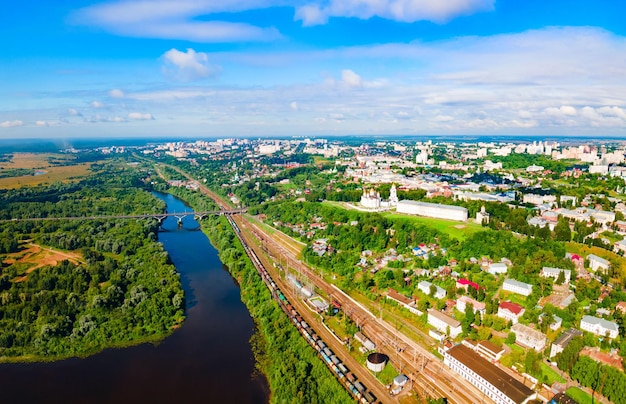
[354,381,365,393]
[346,373,355,382]
[330,355,340,365]
[338,363,348,374]
[300,320,308,329]
[323,347,332,357]
[363,391,376,404]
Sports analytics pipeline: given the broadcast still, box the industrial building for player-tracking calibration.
[443,344,537,404]
[396,200,468,222]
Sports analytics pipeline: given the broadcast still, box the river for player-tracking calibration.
[0,192,269,403]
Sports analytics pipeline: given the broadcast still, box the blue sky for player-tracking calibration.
[2,0,626,138]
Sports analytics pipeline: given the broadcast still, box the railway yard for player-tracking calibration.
[187,166,491,404]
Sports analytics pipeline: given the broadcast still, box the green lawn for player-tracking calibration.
[383,213,484,241]
[539,362,566,384]
[373,361,399,385]
[565,387,593,404]
[319,201,485,241]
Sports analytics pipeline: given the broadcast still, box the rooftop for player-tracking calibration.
[499,301,524,315]
[428,308,461,328]
[446,344,535,404]
[398,200,468,212]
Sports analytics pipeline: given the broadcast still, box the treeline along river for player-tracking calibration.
[0,192,269,403]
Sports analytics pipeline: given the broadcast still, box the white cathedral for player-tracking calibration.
[360,184,399,210]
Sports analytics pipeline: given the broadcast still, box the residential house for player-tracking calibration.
[511,323,547,351]
[456,295,486,317]
[487,262,508,275]
[497,301,525,324]
[386,288,420,315]
[540,267,572,284]
[614,239,626,254]
[550,328,583,358]
[427,309,462,338]
[418,280,446,299]
[456,278,480,292]
[580,315,619,339]
[502,279,533,296]
[587,254,610,273]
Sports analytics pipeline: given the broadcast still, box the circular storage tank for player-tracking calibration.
[366,352,389,372]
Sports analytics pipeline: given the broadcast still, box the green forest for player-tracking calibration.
[0,162,184,361]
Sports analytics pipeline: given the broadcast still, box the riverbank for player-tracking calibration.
[168,186,351,403]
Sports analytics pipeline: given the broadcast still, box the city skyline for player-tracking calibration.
[2,0,626,138]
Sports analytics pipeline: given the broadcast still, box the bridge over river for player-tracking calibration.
[0,208,246,224]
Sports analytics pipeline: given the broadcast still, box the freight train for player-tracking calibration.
[226,216,378,404]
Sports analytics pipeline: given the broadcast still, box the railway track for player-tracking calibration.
[227,215,388,403]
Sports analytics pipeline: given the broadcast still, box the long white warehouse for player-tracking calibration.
[396,200,468,222]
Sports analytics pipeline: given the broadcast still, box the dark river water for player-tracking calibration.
[0,192,269,403]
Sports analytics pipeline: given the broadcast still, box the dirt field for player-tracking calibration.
[0,153,93,189]
[2,243,83,281]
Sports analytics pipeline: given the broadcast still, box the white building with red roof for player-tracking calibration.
[497,301,525,324]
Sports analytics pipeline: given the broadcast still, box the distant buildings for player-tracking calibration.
[396,200,468,222]
[580,315,619,339]
[502,279,533,296]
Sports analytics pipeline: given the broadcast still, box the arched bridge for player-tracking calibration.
[0,209,246,224]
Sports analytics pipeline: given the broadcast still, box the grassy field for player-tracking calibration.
[539,362,566,384]
[0,153,93,189]
[565,387,593,404]
[320,201,484,241]
[384,213,484,241]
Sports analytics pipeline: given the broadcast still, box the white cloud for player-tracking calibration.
[0,120,23,128]
[295,0,494,26]
[294,5,328,26]
[290,101,299,110]
[35,121,47,127]
[597,106,626,119]
[162,48,221,81]
[109,89,125,98]
[68,108,82,116]
[341,69,362,88]
[128,112,154,120]
[91,101,104,108]
[71,0,281,43]
[544,106,577,117]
